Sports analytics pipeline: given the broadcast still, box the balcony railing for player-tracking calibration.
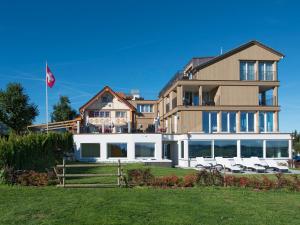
[259,71,275,81]
[259,96,277,106]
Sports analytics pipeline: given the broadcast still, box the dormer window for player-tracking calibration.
[240,61,255,80]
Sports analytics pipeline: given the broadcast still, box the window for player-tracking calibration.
[116,111,126,118]
[266,140,289,158]
[240,61,255,80]
[214,140,237,158]
[181,141,184,158]
[163,143,171,159]
[107,143,127,157]
[184,92,199,106]
[81,143,100,158]
[102,94,112,103]
[259,62,274,80]
[240,112,254,132]
[188,141,212,158]
[99,111,110,118]
[202,112,217,133]
[259,112,274,132]
[137,104,153,113]
[221,112,236,133]
[240,140,263,158]
[135,143,155,158]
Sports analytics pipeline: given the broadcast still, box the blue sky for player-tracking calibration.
[0,0,299,132]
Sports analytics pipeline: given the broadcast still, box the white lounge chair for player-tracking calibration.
[250,157,268,168]
[233,157,245,168]
[215,157,242,173]
[243,158,266,173]
[265,159,289,173]
[195,157,213,169]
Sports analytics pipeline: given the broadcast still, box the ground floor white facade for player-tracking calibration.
[73,133,292,167]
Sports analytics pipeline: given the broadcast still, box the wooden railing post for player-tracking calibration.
[63,158,66,187]
[117,159,121,187]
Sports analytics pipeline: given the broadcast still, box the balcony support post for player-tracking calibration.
[177,85,183,106]
[198,86,202,106]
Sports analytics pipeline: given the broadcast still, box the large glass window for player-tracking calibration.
[266,112,274,132]
[81,143,100,158]
[240,112,254,132]
[107,143,127,158]
[202,111,217,133]
[211,112,217,133]
[259,112,274,132]
[221,112,236,133]
[259,112,265,132]
[135,143,155,158]
[259,62,274,80]
[240,61,255,80]
[188,141,212,158]
[203,112,210,133]
[266,140,289,158]
[240,140,263,158]
[214,140,237,158]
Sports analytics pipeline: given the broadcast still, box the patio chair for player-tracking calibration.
[250,157,269,168]
[195,157,213,169]
[264,159,289,173]
[233,157,245,169]
[215,157,242,173]
[243,158,266,173]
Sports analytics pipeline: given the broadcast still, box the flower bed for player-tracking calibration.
[126,168,300,191]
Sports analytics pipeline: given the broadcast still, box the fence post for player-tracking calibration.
[117,160,121,187]
[63,158,66,187]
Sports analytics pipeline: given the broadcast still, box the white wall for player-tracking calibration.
[74,133,163,162]
[170,133,292,167]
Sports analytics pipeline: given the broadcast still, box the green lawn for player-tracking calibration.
[0,185,299,225]
[64,163,196,184]
[1,164,299,225]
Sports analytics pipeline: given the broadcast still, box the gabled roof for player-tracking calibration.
[79,86,136,112]
[158,40,284,97]
[191,40,284,73]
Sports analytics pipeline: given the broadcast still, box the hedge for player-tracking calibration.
[0,132,73,171]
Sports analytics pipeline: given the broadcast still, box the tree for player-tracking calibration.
[292,130,300,154]
[0,83,39,134]
[51,96,77,122]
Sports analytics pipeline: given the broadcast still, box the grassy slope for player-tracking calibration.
[0,185,300,225]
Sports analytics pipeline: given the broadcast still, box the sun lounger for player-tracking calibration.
[264,159,289,173]
[195,157,213,169]
[250,157,268,168]
[242,158,266,173]
[215,157,242,173]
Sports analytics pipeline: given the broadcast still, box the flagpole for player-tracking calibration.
[46,61,49,133]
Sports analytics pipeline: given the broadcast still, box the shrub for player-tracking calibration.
[261,176,275,190]
[0,132,73,171]
[183,174,197,187]
[150,175,180,188]
[16,170,49,186]
[126,168,154,186]
[196,169,224,186]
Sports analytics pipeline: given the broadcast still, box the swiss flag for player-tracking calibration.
[46,64,55,88]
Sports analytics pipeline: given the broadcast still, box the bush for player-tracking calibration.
[183,174,197,187]
[0,132,73,171]
[196,170,224,186]
[16,170,49,186]
[150,175,181,188]
[127,168,154,186]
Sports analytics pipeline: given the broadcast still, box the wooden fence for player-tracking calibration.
[55,159,125,188]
